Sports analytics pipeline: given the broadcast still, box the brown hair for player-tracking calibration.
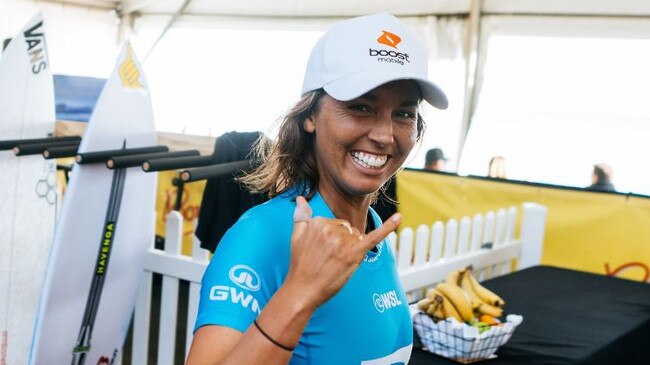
[593,163,613,183]
[240,88,426,201]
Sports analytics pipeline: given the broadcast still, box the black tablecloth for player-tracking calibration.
[409,265,650,365]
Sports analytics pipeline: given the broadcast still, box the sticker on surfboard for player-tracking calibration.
[0,14,56,365]
[29,42,157,365]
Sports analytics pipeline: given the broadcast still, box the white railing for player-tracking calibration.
[124,203,547,364]
[391,203,547,300]
[128,211,209,365]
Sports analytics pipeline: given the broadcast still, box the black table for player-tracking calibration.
[409,265,650,365]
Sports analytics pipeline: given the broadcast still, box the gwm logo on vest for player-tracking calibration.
[372,290,403,313]
[209,264,262,314]
[229,264,261,291]
[369,29,410,65]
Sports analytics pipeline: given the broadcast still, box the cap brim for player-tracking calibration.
[323,68,448,110]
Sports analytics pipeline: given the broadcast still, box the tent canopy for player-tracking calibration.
[46,0,650,17]
[4,0,650,194]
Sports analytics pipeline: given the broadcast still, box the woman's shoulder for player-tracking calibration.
[239,192,296,226]
[219,192,296,246]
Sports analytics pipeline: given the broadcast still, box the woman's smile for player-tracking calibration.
[305,79,421,199]
[350,151,389,169]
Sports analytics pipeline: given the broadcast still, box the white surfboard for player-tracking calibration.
[29,42,156,365]
[0,14,56,365]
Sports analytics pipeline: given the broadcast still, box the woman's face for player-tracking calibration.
[304,80,420,198]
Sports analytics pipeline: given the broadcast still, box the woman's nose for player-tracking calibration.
[368,113,394,146]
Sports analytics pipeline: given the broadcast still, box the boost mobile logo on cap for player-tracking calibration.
[229,264,261,291]
[377,30,401,48]
[369,29,410,65]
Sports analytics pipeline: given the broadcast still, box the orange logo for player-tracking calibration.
[377,30,401,49]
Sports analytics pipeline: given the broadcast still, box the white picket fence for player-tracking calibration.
[122,202,547,364]
[391,203,547,300]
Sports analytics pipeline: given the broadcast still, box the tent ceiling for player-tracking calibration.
[43,0,117,10]
[120,0,470,17]
[45,0,650,18]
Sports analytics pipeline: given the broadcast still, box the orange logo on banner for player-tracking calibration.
[605,261,649,282]
[377,30,401,49]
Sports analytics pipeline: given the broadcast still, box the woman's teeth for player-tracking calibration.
[351,151,388,169]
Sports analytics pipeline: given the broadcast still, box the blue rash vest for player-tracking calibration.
[195,190,412,364]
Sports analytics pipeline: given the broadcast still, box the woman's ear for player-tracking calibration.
[303,116,316,133]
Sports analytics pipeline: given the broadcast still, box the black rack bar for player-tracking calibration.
[76,145,168,165]
[0,135,81,151]
[142,155,214,172]
[180,160,252,183]
[14,141,81,156]
[172,177,184,211]
[107,149,200,169]
[44,144,80,159]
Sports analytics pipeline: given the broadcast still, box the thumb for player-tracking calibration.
[361,213,401,252]
[293,196,312,233]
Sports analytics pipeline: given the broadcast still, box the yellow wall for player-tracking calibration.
[56,163,650,282]
[397,169,650,282]
[155,170,206,255]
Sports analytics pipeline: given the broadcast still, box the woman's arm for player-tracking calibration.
[186,282,314,365]
[186,197,401,365]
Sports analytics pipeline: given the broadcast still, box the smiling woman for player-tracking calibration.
[304,81,421,201]
[186,13,448,365]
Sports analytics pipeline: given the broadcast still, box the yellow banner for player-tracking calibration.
[155,170,206,255]
[397,169,650,282]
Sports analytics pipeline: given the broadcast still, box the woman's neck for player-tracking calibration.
[317,185,372,233]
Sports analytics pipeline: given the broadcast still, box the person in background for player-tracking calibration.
[587,163,615,192]
[424,147,447,171]
[186,13,448,365]
[487,156,507,179]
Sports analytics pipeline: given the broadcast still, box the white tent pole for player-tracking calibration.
[122,0,163,14]
[457,0,483,165]
[116,9,135,47]
[143,0,193,63]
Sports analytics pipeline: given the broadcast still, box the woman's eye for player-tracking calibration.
[396,111,416,120]
[350,104,371,113]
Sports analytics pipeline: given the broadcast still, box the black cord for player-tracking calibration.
[253,320,295,352]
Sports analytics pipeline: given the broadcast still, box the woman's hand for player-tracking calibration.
[284,196,401,309]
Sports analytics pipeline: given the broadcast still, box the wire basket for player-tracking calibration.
[412,308,523,364]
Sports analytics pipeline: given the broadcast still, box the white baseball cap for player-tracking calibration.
[301,12,448,109]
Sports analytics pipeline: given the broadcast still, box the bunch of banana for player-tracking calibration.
[417,285,472,323]
[417,266,507,324]
[459,266,505,318]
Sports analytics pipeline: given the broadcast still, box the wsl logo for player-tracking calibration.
[373,290,403,313]
[23,21,48,74]
[229,264,261,291]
